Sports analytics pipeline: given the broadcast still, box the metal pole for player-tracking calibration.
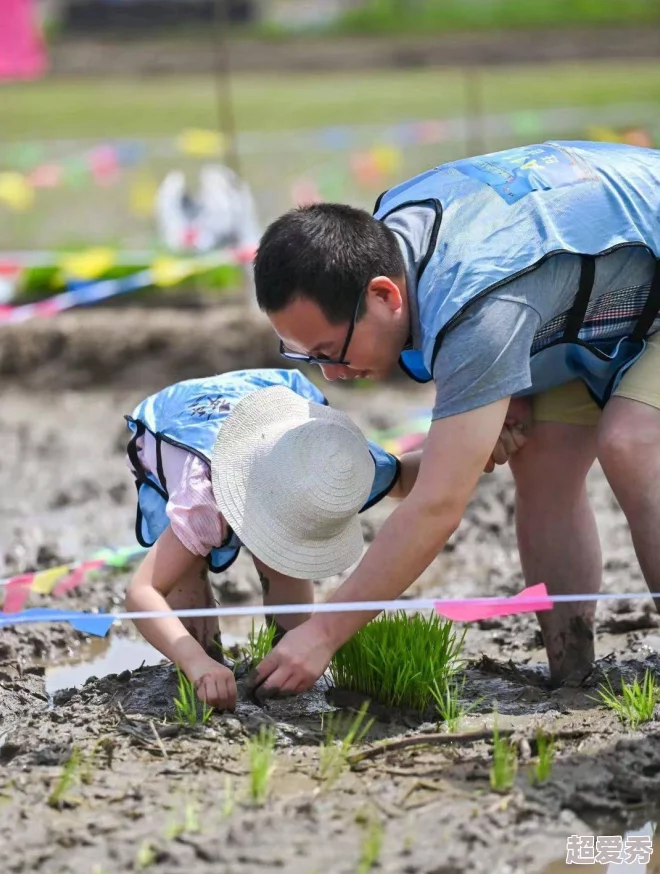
[212,0,241,175]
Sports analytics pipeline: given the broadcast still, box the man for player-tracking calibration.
[249,140,660,694]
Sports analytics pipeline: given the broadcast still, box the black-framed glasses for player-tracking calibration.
[279,289,365,367]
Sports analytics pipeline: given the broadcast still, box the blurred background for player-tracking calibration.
[1,0,659,307]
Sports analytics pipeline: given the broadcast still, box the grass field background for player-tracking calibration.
[2,60,659,253]
[4,61,660,139]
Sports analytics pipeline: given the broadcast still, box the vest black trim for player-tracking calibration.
[429,241,660,375]
[376,197,443,384]
[632,259,660,341]
[124,416,238,573]
[359,456,402,512]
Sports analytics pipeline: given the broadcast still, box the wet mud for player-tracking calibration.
[2,313,660,872]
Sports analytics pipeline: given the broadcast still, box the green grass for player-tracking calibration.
[329,611,465,714]
[48,746,84,809]
[3,62,660,140]
[174,667,213,727]
[246,726,277,805]
[430,675,481,732]
[244,621,277,667]
[593,669,660,729]
[489,720,518,793]
[318,702,373,787]
[337,0,660,35]
[528,732,555,786]
[357,819,383,874]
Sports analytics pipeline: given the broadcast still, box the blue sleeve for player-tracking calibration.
[361,440,400,511]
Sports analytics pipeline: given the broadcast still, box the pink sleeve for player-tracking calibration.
[165,452,228,557]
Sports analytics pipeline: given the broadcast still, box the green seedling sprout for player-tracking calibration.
[330,611,465,713]
[48,746,84,809]
[247,725,277,805]
[165,798,201,839]
[318,702,373,786]
[489,720,518,793]
[135,841,156,870]
[221,775,235,817]
[430,675,481,732]
[528,732,555,785]
[357,819,383,874]
[592,669,660,729]
[174,666,212,726]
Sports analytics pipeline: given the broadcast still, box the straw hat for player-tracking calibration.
[211,386,375,579]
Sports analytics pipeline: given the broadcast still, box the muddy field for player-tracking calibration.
[2,309,660,873]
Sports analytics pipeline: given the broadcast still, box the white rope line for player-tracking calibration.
[3,590,659,626]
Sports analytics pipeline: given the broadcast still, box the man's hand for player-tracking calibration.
[187,656,237,710]
[244,620,335,700]
[483,420,527,473]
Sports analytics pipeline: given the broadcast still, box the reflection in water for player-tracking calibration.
[544,822,658,873]
[45,614,260,695]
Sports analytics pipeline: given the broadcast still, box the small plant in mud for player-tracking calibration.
[247,725,277,805]
[356,818,383,874]
[245,620,277,666]
[48,746,84,809]
[593,669,660,729]
[135,841,157,870]
[165,798,201,839]
[318,702,373,787]
[430,676,481,733]
[527,732,555,786]
[489,722,518,793]
[221,775,235,817]
[329,611,465,713]
[174,667,212,726]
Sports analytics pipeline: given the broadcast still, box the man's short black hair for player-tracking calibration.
[254,203,404,325]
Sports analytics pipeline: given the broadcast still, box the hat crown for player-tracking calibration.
[253,418,373,539]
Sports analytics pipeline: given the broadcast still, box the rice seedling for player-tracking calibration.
[246,725,277,805]
[489,721,518,793]
[165,798,201,839]
[528,732,555,786]
[329,611,465,713]
[221,775,235,817]
[357,819,383,874]
[174,666,213,727]
[430,676,482,732]
[135,841,156,870]
[48,746,84,809]
[318,702,373,786]
[593,669,660,729]
[245,620,277,665]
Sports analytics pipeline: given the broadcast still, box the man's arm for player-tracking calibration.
[246,396,511,697]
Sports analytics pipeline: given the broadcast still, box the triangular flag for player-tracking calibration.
[31,564,70,595]
[435,583,552,623]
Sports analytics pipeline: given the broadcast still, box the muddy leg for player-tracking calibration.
[510,421,600,686]
[252,556,314,645]
[166,556,223,663]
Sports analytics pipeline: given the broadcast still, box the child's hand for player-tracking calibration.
[188,657,237,710]
[484,421,527,473]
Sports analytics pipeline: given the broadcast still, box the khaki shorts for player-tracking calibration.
[532,333,660,426]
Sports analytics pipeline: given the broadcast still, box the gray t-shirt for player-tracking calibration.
[388,206,657,420]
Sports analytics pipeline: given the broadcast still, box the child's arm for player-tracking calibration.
[126,527,236,709]
[387,450,422,499]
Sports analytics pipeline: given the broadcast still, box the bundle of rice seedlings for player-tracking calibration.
[329,611,465,713]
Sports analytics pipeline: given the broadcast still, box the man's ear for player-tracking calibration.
[367,275,403,314]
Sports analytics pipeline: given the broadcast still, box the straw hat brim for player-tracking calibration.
[210,386,373,579]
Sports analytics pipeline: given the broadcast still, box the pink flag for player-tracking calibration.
[0,0,47,81]
[435,583,553,623]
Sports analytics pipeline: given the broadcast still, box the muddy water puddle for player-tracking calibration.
[44,614,260,695]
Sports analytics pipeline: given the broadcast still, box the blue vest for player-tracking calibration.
[375,141,660,405]
[126,368,399,572]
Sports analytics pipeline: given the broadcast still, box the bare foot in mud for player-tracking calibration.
[545,615,596,688]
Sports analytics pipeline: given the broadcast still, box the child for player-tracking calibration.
[124,368,413,710]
